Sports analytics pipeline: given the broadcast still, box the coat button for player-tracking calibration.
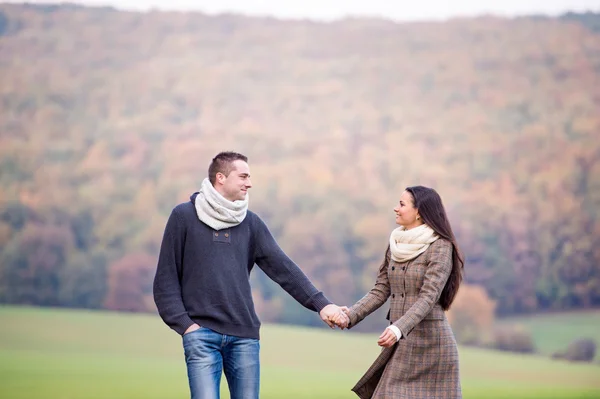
[391,266,395,271]
[392,294,396,298]
[224,233,229,237]
[401,293,404,298]
[215,233,219,237]
[402,266,405,270]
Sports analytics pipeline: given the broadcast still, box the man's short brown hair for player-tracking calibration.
[208,152,248,185]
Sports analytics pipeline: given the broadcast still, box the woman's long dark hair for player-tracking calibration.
[405,186,464,310]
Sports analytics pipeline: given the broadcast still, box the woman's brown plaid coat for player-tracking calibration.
[347,238,462,399]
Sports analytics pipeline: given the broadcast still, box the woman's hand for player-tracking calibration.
[334,306,351,327]
[331,307,349,329]
[320,304,349,329]
[377,327,398,347]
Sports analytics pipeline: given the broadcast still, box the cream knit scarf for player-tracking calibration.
[194,178,248,231]
[389,224,439,263]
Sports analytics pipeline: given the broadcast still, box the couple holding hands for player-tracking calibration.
[154,151,463,399]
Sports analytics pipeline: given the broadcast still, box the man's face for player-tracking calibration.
[217,160,252,202]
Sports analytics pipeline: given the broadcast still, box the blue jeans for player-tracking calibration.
[182,327,260,399]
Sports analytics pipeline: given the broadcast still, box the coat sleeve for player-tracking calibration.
[347,247,391,328]
[152,208,195,335]
[392,239,452,337]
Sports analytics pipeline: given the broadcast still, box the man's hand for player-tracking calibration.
[184,323,201,335]
[331,306,350,329]
[320,304,349,329]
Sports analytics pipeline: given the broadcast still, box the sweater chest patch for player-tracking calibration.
[212,229,231,243]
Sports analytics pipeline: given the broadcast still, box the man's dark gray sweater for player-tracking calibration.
[153,193,332,339]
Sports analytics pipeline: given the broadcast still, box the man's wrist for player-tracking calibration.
[312,293,333,313]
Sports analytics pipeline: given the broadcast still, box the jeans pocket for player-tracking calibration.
[182,327,207,346]
[182,327,222,352]
[183,326,204,336]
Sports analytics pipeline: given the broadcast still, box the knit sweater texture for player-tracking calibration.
[153,193,331,339]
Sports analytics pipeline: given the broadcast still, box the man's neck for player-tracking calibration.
[213,184,233,202]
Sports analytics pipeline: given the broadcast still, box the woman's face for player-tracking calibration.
[393,190,420,228]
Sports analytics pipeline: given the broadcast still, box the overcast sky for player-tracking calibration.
[4,0,599,21]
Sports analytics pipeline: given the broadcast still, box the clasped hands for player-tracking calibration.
[319,304,398,348]
[319,304,350,329]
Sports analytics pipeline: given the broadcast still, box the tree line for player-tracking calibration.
[0,4,599,330]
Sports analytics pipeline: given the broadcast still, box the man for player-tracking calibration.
[153,151,348,399]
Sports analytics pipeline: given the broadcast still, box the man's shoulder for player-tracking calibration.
[245,210,274,237]
[173,200,193,211]
[246,210,267,226]
[171,201,195,219]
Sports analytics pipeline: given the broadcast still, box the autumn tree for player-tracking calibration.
[104,252,156,313]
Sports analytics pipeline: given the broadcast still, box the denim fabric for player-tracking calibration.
[183,327,260,399]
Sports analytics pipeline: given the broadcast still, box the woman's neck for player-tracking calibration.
[402,221,424,230]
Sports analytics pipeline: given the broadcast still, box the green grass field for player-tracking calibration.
[498,310,600,361]
[1,306,599,399]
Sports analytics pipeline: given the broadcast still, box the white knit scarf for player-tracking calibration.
[194,178,248,231]
[389,224,439,263]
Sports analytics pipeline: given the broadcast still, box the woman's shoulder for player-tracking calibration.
[427,237,453,259]
[431,237,451,248]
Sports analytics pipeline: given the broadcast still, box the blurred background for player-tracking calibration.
[0,1,599,398]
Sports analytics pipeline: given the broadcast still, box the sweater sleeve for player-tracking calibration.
[252,215,332,313]
[153,208,195,335]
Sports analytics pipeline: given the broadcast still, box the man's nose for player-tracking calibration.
[246,179,252,188]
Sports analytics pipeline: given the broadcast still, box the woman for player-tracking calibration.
[337,186,464,399]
